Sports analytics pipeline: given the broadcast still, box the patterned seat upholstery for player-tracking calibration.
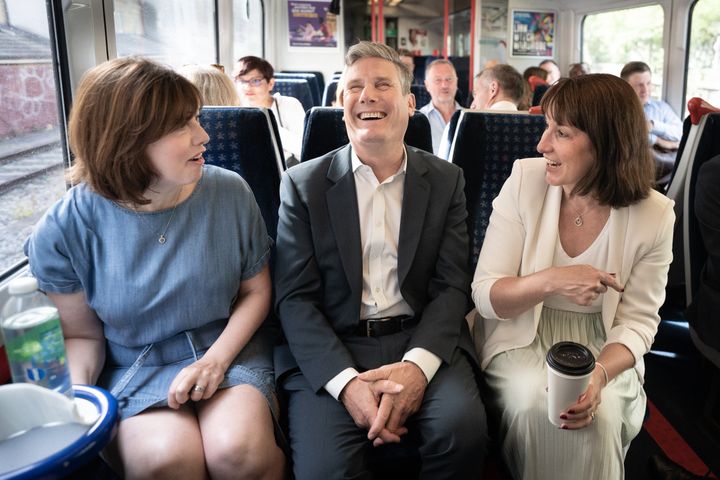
[449,110,546,271]
[322,80,339,106]
[271,78,313,111]
[282,70,325,96]
[300,107,433,162]
[199,107,283,241]
[275,72,321,106]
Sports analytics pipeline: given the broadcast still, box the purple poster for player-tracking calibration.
[288,1,338,48]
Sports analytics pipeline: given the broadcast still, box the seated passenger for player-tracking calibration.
[438,64,524,160]
[522,67,549,110]
[397,48,417,84]
[568,62,591,78]
[24,57,285,479]
[419,59,462,155]
[274,41,488,479]
[686,154,720,351]
[470,64,524,111]
[539,59,561,85]
[233,55,305,168]
[471,73,674,479]
[621,61,683,188]
[178,64,240,106]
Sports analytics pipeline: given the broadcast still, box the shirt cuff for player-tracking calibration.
[324,367,359,401]
[403,348,442,383]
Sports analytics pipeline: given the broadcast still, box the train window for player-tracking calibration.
[582,5,665,96]
[114,0,217,66]
[0,1,65,275]
[685,0,720,116]
[233,0,264,59]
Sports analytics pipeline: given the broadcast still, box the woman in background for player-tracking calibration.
[233,56,305,167]
[471,74,674,479]
[25,57,285,479]
[178,64,240,106]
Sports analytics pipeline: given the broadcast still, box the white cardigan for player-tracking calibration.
[470,157,675,380]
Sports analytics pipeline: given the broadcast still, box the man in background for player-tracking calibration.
[621,61,683,187]
[539,59,561,84]
[419,59,462,155]
[439,64,524,160]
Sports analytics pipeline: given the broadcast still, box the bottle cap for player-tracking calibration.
[546,341,595,376]
[8,277,40,295]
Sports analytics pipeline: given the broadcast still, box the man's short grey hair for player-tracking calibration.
[479,64,525,105]
[426,59,457,78]
[345,41,413,95]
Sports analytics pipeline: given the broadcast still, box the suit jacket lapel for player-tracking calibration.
[602,206,628,331]
[398,150,430,286]
[533,185,562,323]
[326,146,363,298]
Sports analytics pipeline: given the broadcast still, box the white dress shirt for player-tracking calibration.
[419,101,462,156]
[324,148,442,400]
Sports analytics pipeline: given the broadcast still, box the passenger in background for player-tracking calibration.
[397,48,417,83]
[438,64,524,160]
[470,64,524,111]
[539,58,561,84]
[686,154,720,352]
[233,55,305,168]
[24,57,285,479]
[522,66,549,110]
[178,64,240,106]
[275,41,487,479]
[419,59,462,155]
[621,61,683,188]
[568,62,591,78]
[471,74,674,479]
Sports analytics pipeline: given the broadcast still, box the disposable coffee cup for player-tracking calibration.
[546,341,595,427]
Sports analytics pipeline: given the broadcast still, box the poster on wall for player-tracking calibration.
[510,10,555,58]
[288,1,338,48]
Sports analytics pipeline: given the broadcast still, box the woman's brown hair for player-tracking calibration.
[540,73,655,207]
[67,57,201,205]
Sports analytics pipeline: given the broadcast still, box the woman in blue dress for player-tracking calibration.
[24,57,285,479]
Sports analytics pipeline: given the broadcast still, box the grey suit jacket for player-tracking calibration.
[274,144,476,393]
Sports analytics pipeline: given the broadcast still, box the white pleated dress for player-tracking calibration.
[484,222,646,480]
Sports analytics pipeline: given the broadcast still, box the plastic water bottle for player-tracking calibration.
[1,277,73,399]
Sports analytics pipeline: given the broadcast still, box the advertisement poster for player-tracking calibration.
[288,1,337,48]
[511,10,555,58]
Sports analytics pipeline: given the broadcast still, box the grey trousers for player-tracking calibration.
[281,332,488,479]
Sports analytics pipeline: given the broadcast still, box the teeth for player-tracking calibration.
[359,112,386,120]
[547,161,560,167]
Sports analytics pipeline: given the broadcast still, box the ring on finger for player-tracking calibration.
[192,384,206,393]
[590,411,596,421]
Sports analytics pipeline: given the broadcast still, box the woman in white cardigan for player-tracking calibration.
[471,74,674,479]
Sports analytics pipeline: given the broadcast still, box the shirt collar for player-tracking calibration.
[351,146,408,178]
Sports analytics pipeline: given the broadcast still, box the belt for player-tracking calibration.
[356,316,417,337]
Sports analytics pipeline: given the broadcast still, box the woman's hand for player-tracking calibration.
[167,355,228,409]
[559,368,606,430]
[550,265,623,306]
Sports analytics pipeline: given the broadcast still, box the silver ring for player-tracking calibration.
[192,385,206,393]
[590,411,596,421]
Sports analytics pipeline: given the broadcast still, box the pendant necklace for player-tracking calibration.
[134,186,183,244]
[572,203,594,227]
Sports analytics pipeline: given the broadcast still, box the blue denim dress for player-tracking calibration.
[25,165,277,420]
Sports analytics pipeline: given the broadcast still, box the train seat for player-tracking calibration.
[199,107,283,241]
[275,72,322,107]
[271,78,314,111]
[279,71,324,105]
[322,80,339,106]
[448,110,545,271]
[300,107,433,163]
[665,99,720,296]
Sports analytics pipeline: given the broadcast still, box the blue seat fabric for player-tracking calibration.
[275,73,321,106]
[271,79,313,111]
[451,112,545,272]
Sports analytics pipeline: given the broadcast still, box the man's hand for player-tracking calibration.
[654,137,680,152]
[358,361,428,446]
[339,377,406,444]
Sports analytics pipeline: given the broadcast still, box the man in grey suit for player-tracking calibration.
[274,41,487,479]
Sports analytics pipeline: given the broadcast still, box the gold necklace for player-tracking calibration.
[134,187,183,244]
[567,198,595,227]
